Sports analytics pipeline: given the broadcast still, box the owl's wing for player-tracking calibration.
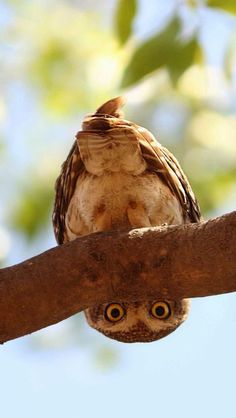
[136,126,201,223]
[52,98,125,245]
[52,141,85,244]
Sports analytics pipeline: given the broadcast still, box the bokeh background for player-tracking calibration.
[1,1,236,417]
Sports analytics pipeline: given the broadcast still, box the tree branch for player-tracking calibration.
[0,211,236,344]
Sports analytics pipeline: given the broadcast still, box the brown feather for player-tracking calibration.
[135,126,201,223]
[95,96,125,118]
[52,141,85,244]
[52,97,201,246]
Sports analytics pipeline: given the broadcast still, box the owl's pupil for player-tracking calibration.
[111,308,120,318]
[155,306,165,317]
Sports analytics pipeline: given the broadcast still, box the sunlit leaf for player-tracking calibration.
[207,0,236,14]
[121,16,200,88]
[114,0,137,45]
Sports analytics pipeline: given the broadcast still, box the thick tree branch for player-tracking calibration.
[0,211,236,344]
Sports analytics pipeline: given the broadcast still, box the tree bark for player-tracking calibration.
[0,211,236,344]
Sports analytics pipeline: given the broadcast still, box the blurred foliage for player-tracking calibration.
[1,0,236,354]
[114,0,137,45]
[121,16,201,87]
[10,180,53,240]
[207,0,236,14]
[2,2,122,116]
[27,6,121,116]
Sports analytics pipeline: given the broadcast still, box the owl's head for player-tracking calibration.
[84,299,190,343]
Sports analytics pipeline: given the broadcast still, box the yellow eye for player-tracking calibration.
[105,303,125,322]
[150,302,171,320]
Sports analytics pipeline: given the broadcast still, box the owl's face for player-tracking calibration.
[84,299,190,343]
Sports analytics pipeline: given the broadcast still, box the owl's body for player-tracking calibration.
[66,170,184,240]
[53,97,201,343]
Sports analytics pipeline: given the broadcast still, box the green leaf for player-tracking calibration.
[121,16,201,88]
[167,37,201,84]
[207,0,236,14]
[114,0,137,45]
[121,17,180,87]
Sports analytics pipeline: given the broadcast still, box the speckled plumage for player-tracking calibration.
[53,97,201,343]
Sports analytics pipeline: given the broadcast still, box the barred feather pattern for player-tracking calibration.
[53,97,201,245]
[53,141,84,244]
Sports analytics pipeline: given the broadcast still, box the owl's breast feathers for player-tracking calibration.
[53,97,201,244]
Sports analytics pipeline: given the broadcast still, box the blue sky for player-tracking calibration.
[2,293,236,418]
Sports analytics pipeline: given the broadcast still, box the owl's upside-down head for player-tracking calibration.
[85,299,190,343]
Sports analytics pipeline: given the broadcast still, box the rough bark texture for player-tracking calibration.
[0,211,236,344]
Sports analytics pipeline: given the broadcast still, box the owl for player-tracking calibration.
[53,97,201,343]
